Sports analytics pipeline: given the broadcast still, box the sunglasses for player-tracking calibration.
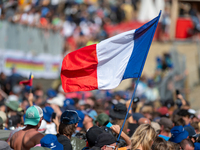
[106,145,116,150]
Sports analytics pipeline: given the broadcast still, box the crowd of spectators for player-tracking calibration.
[1,0,200,150]
[0,54,200,150]
[0,0,140,55]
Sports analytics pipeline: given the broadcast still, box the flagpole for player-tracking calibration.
[30,87,32,93]
[116,77,140,144]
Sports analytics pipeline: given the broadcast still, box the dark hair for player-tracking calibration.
[72,98,79,105]
[191,122,199,130]
[173,115,185,126]
[8,115,21,128]
[180,139,194,149]
[59,123,76,137]
[152,137,167,150]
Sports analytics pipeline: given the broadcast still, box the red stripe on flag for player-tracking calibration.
[61,44,98,92]
[19,79,32,86]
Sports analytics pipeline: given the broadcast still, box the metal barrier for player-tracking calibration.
[0,21,64,55]
[158,47,187,102]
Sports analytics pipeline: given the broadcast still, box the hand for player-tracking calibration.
[126,99,132,108]
[110,124,120,134]
[177,94,186,106]
[53,116,59,126]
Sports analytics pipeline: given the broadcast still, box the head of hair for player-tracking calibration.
[84,104,92,110]
[180,139,194,149]
[59,123,76,137]
[152,137,167,150]
[112,119,129,135]
[191,122,199,131]
[166,141,177,150]
[72,98,79,105]
[131,124,156,150]
[173,115,185,126]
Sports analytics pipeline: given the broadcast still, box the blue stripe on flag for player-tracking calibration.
[122,11,161,80]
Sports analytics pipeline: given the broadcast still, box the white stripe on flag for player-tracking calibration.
[96,29,136,89]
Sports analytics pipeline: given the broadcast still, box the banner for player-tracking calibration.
[0,50,62,79]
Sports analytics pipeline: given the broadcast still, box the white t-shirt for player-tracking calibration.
[38,120,57,135]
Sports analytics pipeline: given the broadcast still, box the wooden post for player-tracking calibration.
[170,0,178,41]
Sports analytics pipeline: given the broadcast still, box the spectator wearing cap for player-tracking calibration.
[157,106,169,117]
[94,132,116,150]
[151,122,161,135]
[62,98,76,111]
[109,103,131,135]
[169,126,189,144]
[56,110,79,150]
[10,105,44,150]
[41,106,57,134]
[158,117,173,141]
[40,134,63,150]
[83,126,104,149]
[5,100,19,115]
[184,126,198,143]
[75,110,85,132]
[83,109,97,131]
[72,110,85,139]
[96,113,110,127]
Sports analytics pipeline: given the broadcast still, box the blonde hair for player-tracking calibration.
[131,124,156,150]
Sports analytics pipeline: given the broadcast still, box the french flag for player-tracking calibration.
[61,12,161,93]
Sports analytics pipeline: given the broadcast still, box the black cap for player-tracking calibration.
[109,103,131,119]
[95,132,116,148]
[86,126,104,147]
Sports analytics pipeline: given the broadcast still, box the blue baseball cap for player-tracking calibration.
[76,110,85,128]
[63,98,75,107]
[83,109,97,121]
[170,126,189,143]
[47,89,57,98]
[132,113,144,122]
[40,134,63,150]
[61,110,79,125]
[43,106,54,122]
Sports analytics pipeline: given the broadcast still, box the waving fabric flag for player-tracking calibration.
[61,12,161,93]
[19,73,34,86]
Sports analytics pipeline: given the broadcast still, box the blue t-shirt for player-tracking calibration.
[158,134,170,141]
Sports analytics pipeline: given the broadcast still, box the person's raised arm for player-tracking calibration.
[28,93,33,106]
[126,99,136,124]
[53,116,59,133]
[110,124,131,148]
